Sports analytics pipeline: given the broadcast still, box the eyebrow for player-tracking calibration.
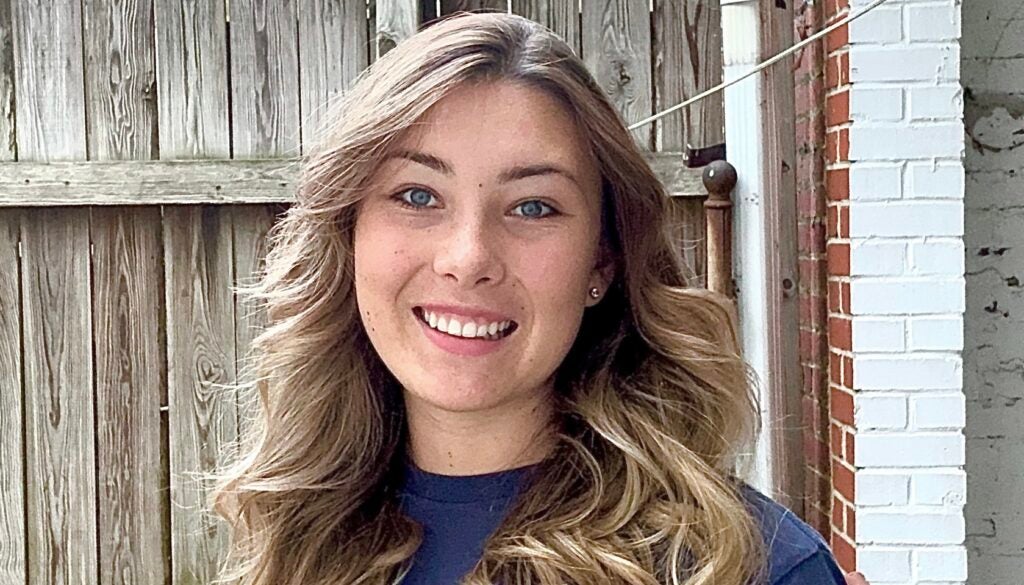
[388,149,582,189]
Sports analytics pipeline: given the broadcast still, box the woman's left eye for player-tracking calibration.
[512,200,557,219]
[395,187,439,209]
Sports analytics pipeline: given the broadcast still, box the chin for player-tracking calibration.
[404,382,521,414]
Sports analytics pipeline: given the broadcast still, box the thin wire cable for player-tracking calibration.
[628,0,890,131]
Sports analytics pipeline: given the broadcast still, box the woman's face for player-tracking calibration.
[353,81,611,415]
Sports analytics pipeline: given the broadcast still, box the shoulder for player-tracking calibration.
[739,485,847,585]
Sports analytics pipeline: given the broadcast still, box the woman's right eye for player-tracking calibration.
[394,187,439,209]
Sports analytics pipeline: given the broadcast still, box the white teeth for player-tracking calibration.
[418,309,514,340]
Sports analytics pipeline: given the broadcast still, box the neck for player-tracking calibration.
[405,388,556,476]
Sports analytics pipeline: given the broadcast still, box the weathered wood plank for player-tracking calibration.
[0,159,298,206]
[83,0,157,161]
[511,0,580,56]
[91,207,167,585]
[297,0,369,149]
[232,205,281,438]
[0,154,703,205]
[581,0,652,148]
[21,208,96,585]
[230,0,301,158]
[440,0,508,13]
[0,210,24,585]
[372,0,419,60]
[652,0,724,286]
[12,0,87,161]
[154,0,230,158]
[0,0,15,160]
[652,0,723,152]
[164,205,237,585]
[759,0,803,511]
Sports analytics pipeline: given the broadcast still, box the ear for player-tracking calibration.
[585,244,616,307]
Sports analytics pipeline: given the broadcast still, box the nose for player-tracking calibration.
[432,212,506,288]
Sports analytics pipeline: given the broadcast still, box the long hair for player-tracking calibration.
[212,12,763,585]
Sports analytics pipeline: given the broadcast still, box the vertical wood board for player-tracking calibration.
[297,0,369,149]
[0,210,24,585]
[511,0,580,56]
[21,208,96,585]
[230,0,301,158]
[371,0,419,61]
[0,0,15,160]
[91,206,167,585]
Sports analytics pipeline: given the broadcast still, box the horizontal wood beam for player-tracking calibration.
[0,154,706,206]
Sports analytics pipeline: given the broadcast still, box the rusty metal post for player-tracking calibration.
[702,160,736,297]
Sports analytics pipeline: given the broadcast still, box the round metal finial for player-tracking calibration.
[702,160,738,198]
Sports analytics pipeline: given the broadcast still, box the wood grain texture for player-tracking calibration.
[581,0,652,148]
[440,0,507,14]
[154,0,230,158]
[0,0,15,160]
[372,0,419,60]
[511,0,580,55]
[0,154,701,205]
[232,205,281,438]
[759,0,803,511]
[164,206,237,585]
[230,0,301,158]
[0,159,300,206]
[12,0,87,161]
[0,210,24,585]
[297,0,368,149]
[91,206,167,585]
[83,0,157,161]
[652,0,724,286]
[21,208,96,585]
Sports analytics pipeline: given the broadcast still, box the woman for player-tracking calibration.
[213,12,855,585]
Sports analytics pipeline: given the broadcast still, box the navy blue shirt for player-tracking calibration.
[398,464,845,584]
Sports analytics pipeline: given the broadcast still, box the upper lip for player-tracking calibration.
[416,303,517,324]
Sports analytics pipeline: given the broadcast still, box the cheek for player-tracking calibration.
[353,217,419,325]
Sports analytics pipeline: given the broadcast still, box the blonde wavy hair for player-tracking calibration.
[213,12,764,585]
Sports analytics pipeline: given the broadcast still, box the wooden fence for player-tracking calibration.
[0,1,724,583]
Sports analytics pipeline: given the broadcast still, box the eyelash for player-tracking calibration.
[391,186,560,219]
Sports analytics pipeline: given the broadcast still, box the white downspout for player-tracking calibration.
[720,0,774,494]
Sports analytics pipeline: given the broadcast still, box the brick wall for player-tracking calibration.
[793,0,832,540]
[823,0,969,582]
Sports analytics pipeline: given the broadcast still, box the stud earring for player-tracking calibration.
[588,286,601,300]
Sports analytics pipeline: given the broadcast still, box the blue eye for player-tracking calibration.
[397,188,438,208]
[514,200,555,218]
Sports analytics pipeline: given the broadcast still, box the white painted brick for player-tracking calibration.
[850,46,960,83]
[850,202,963,237]
[853,317,907,352]
[850,123,965,160]
[908,316,963,351]
[908,162,965,199]
[911,470,966,506]
[857,471,911,506]
[855,355,962,390]
[850,278,965,315]
[915,547,968,581]
[912,394,966,429]
[909,86,963,121]
[909,241,965,275]
[849,6,904,44]
[859,511,966,546]
[856,433,965,467]
[908,5,961,42]
[850,163,903,200]
[850,88,904,122]
[858,547,913,582]
[857,394,909,429]
[850,241,907,276]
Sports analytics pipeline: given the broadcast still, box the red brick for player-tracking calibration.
[826,24,849,53]
[846,504,857,539]
[829,352,842,386]
[832,533,856,573]
[845,429,856,462]
[827,168,850,201]
[832,386,855,424]
[826,89,851,126]
[829,315,852,352]
[827,205,839,238]
[839,205,850,238]
[828,280,841,313]
[832,495,844,528]
[833,459,855,501]
[827,243,851,275]
[843,355,854,388]
[841,282,851,314]
[830,422,843,456]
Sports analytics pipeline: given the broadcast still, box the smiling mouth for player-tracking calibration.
[413,307,519,341]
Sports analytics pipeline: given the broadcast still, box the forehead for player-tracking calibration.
[393,81,598,182]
